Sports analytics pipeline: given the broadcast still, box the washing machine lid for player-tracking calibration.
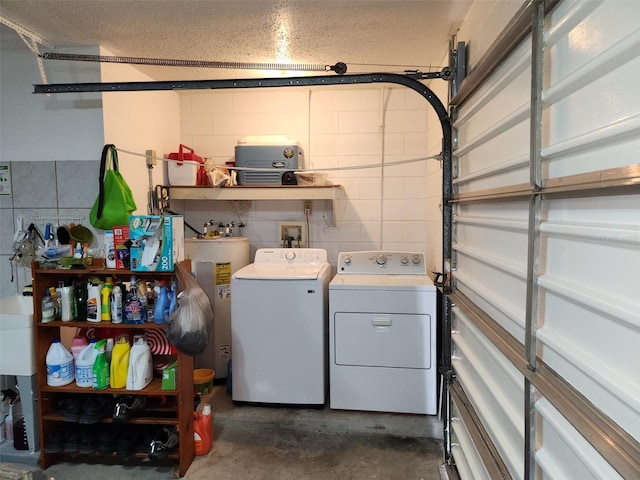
[234,262,329,280]
[329,274,436,291]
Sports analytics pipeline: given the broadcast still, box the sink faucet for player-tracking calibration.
[203,220,217,236]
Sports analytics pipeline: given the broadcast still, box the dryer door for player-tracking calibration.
[333,312,431,369]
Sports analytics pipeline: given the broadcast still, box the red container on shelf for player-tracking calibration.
[167,144,210,186]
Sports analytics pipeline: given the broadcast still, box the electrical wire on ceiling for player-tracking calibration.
[116,147,442,173]
[40,52,349,75]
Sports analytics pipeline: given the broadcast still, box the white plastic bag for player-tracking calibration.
[166,263,214,356]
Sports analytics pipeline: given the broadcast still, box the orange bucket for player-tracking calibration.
[193,368,215,395]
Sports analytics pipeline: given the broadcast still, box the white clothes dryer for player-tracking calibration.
[329,251,437,414]
[231,248,331,405]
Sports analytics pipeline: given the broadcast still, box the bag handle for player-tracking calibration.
[177,144,203,165]
[178,144,198,165]
[95,144,118,220]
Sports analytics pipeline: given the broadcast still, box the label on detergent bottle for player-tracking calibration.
[47,362,74,386]
[124,300,145,324]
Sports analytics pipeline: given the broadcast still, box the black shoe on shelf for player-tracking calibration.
[148,426,179,461]
[63,427,80,453]
[79,395,114,424]
[97,425,118,454]
[113,395,147,423]
[44,424,66,454]
[54,395,87,423]
[78,425,99,455]
[136,425,159,455]
[116,426,141,459]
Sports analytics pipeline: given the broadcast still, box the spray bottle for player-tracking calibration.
[92,338,110,390]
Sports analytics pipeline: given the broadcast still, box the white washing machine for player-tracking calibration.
[231,248,331,405]
[329,251,437,415]
[185,237,250,377]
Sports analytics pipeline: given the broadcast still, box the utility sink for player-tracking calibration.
[0,295,36,376]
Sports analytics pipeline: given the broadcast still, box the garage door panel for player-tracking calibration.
[537,193,640,441]
[453,309,524,479]
[447,1,640,478]
[454,202,529,341]
[535,397,624,480]
[451,401,492,480]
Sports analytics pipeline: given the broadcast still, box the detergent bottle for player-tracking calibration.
[124,277,146,324]
[46,339,74,387]
[110,334,130,388]
[153,280,169,324]
[71,334,89,362]
[93,339,110,390]
[194,403,213,455]
[101,277,113,321]
[41,289,55,324]
[86,280,101,322]
[126,334,153,390]
[75,338,98,388]
[111,283,123,324]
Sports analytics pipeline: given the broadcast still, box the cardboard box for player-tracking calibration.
[112,225,130,270]
[129,215,184,272]
[162,361,178,390]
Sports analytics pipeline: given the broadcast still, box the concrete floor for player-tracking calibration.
[1,385,445,479]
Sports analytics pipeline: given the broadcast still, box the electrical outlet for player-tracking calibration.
[304,200,312,215]
[278,221,306,248]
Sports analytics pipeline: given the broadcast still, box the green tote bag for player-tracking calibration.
[90,144,137,230]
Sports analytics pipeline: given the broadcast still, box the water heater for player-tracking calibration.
[185,237,250,378]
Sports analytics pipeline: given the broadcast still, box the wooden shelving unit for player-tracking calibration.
[31,260,194,477]
[169,184,345,226]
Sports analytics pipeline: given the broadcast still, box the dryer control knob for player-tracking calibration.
[412,255,422,265]
[401,256,409,265]
[286,251,296,260]
[343,255,352,265]
[376,254,387,265]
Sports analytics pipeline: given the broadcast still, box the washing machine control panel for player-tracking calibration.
[254,248,328,264]
[337,251,426,275]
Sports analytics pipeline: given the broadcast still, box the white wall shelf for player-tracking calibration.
[169,185,345,226]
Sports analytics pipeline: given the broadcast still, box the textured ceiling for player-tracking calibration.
[0,0,472,81]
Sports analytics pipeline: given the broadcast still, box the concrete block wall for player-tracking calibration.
[177,85,443,270]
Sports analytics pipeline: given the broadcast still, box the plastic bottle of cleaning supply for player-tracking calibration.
[74,281,88,320]
[111,283,123,324]
[74,242,83,259]
[169,280,178,316]
[75,338,98,388]
[110,334,131,388]
[46,338,74,387]
[106,337,114,363]
[126,334,153,390]
[124,277,146,324]
[86,281,102,322]
[5,403,13,442]
[153,280,169,324]
[104,230,116,268]
[101,277,113,321]
[193,403,213,455]
[49,287,61,321]
[93,339,110,390]
[41,289,55,324]
[71,334,89,362]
